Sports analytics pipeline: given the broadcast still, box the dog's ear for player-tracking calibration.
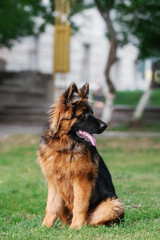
[49,83,80,135]
[80,82,89,99]
[49,105,62,135]
[64,82,80,104]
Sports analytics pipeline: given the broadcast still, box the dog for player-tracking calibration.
[38,82,124,229]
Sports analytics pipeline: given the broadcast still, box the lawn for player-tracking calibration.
[114,89,160,107]
[0,135,160,240]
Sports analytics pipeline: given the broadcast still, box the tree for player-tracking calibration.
[115,0,160,124]
[92,0,160,124]
[115,0,160,60]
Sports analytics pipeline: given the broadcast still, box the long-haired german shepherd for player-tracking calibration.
[38,82,124,229]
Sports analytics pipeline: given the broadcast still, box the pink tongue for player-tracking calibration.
[82,131,97,146]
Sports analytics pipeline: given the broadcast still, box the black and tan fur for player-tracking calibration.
[38,82,124,229]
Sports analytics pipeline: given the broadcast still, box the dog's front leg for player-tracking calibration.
[70,179,92,229]
[42,181,63,228]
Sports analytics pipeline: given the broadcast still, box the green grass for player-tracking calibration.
[114,89,160,107]
[149,89,160,106]
[115,90,143,106]
[0,135,160,239]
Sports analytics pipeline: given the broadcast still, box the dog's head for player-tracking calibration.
[49,82,107,147]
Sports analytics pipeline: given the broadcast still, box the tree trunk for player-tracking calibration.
[105,40,117,94]
[131,84,152,123]
[102,91,115,123]
[102,39,117,123]
[94,1,117,124]
[130,60,160,124]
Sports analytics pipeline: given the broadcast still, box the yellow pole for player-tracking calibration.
[53,0,71,101]
[53,0,58,102]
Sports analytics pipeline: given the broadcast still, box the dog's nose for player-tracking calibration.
[99,121,107,131]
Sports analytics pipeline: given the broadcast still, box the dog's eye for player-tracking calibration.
[80,112,86,118]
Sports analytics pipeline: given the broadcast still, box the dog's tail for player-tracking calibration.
[87,198,124,226]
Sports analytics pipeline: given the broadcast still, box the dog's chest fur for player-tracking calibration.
[39,141,98,210]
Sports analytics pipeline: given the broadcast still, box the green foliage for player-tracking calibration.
[70,0,94,16]
[115,0,160,59]
[0,0,54,48]
[0,135,160,239]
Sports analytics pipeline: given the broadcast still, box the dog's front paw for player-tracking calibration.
[69,223,82,229]
[42,215,55,228]
[69,215,85,229]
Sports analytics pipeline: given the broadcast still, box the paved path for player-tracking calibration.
[0,123,160,138]
[0,124,42,138]
[101,131,160,138]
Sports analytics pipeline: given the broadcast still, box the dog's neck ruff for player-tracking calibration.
[76,130,97,147]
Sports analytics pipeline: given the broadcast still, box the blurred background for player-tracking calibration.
[0,0,160,133]
[0,2,160,237]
